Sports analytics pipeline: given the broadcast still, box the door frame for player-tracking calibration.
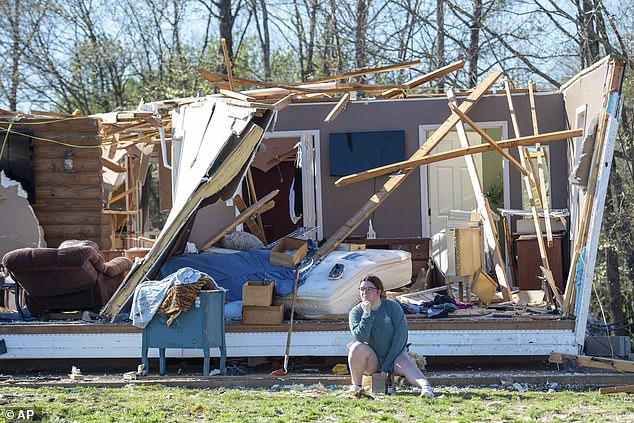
[261,130,324,241]
[418,121,509,237]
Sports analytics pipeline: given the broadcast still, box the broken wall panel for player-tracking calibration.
[0,117,109,249]
[191,94,568,241]
[0,172,45,259]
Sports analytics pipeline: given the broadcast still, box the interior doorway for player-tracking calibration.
[243,130,323,243]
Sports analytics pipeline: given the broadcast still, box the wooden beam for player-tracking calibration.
[528,80,553,247]
[324,93,351,123]
[504,79,562,309]
[198,189,279,251]
[447,102,528,177]
[273,93,296,111]
[405,60,465,89]
[315,72,502,259]
[233,194,267,244]
[550,352,634,373]
[101,157,126,173]
[335,129,581,187]
[220,38,235,92]
[600,385,634,394]
[379,60,465,98]
[108,188,135,206]
[447,88,511,300]
[219,89,254,102]
[307,59,421,84]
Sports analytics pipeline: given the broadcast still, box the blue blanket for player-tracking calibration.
[159,250,297,302]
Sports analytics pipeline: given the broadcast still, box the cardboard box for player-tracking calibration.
[471,271,497,304]
[270,237,308,267]
[242,304,284,325]
[242,280,275,306]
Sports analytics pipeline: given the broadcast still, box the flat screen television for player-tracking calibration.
[329,130,406,176]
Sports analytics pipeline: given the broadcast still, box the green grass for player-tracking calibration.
[1,384,633,422]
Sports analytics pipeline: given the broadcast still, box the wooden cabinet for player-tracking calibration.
[345,237,430,283]
[514,235,566,292]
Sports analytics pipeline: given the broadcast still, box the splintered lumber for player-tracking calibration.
[272,93,296,111]
[380,60,465,98]
[102,120,270,320]
[232,194,269,244]
[307,59,421,84]
[324,93,350,123]
[549,353,634,373]
[219,89,254,102]
[503,79,562,309]
[247,168,267,243]
[315,72,502,259]
[448,88,511,300]
[600,385,634,394]
[220,38,235,91]
[447,102,528,176]
[528,81,553,247]
[334,129,581,187]
[198,189,279,251]
[102,157,126,173]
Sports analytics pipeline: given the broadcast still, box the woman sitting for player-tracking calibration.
[348,275,434,397]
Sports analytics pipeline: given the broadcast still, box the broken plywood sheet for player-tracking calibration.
[101,99,276,320]
[0,171,46,258]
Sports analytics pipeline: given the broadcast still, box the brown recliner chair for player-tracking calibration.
[2,245,132,317]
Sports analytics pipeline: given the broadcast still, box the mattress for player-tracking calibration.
[278,249,412,316]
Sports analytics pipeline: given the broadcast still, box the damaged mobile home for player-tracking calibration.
[0,55,625,362]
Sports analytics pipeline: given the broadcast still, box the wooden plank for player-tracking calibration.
[448,88,511,301]
[335,129,581,187]
[324,93,350,123]
[246,169,267,243]
[504,79,562,309]
[549,353,634,373]
[198,190,279,251]
[232,194,267,244]
[220,38,235,92]
[528,80,553,246]
[36,186,102,199]
[219,88,254,102]
[306,59,421,84]
[102,157,126,173]
[447,102,528,176]
[404,60,465,89]
[600,385,634,394]
[108,188,136,206]
[380,60,465,98]
[272,93,296,111]
[315,72,502,258]
[34,172,102,187]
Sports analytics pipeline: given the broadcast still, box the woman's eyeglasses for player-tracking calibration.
[359,287,377,293]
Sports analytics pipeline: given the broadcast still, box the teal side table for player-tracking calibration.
[141,289,226,375]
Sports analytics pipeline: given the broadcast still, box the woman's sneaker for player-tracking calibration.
[420,385,434,398]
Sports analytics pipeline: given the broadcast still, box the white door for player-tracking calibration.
[427,130,482,236]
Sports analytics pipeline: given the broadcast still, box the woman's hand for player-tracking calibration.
[361,300,372,314]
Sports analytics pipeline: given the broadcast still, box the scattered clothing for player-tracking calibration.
[157,275,217,327]
[130,267,207,328]
[160,249,298,302]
